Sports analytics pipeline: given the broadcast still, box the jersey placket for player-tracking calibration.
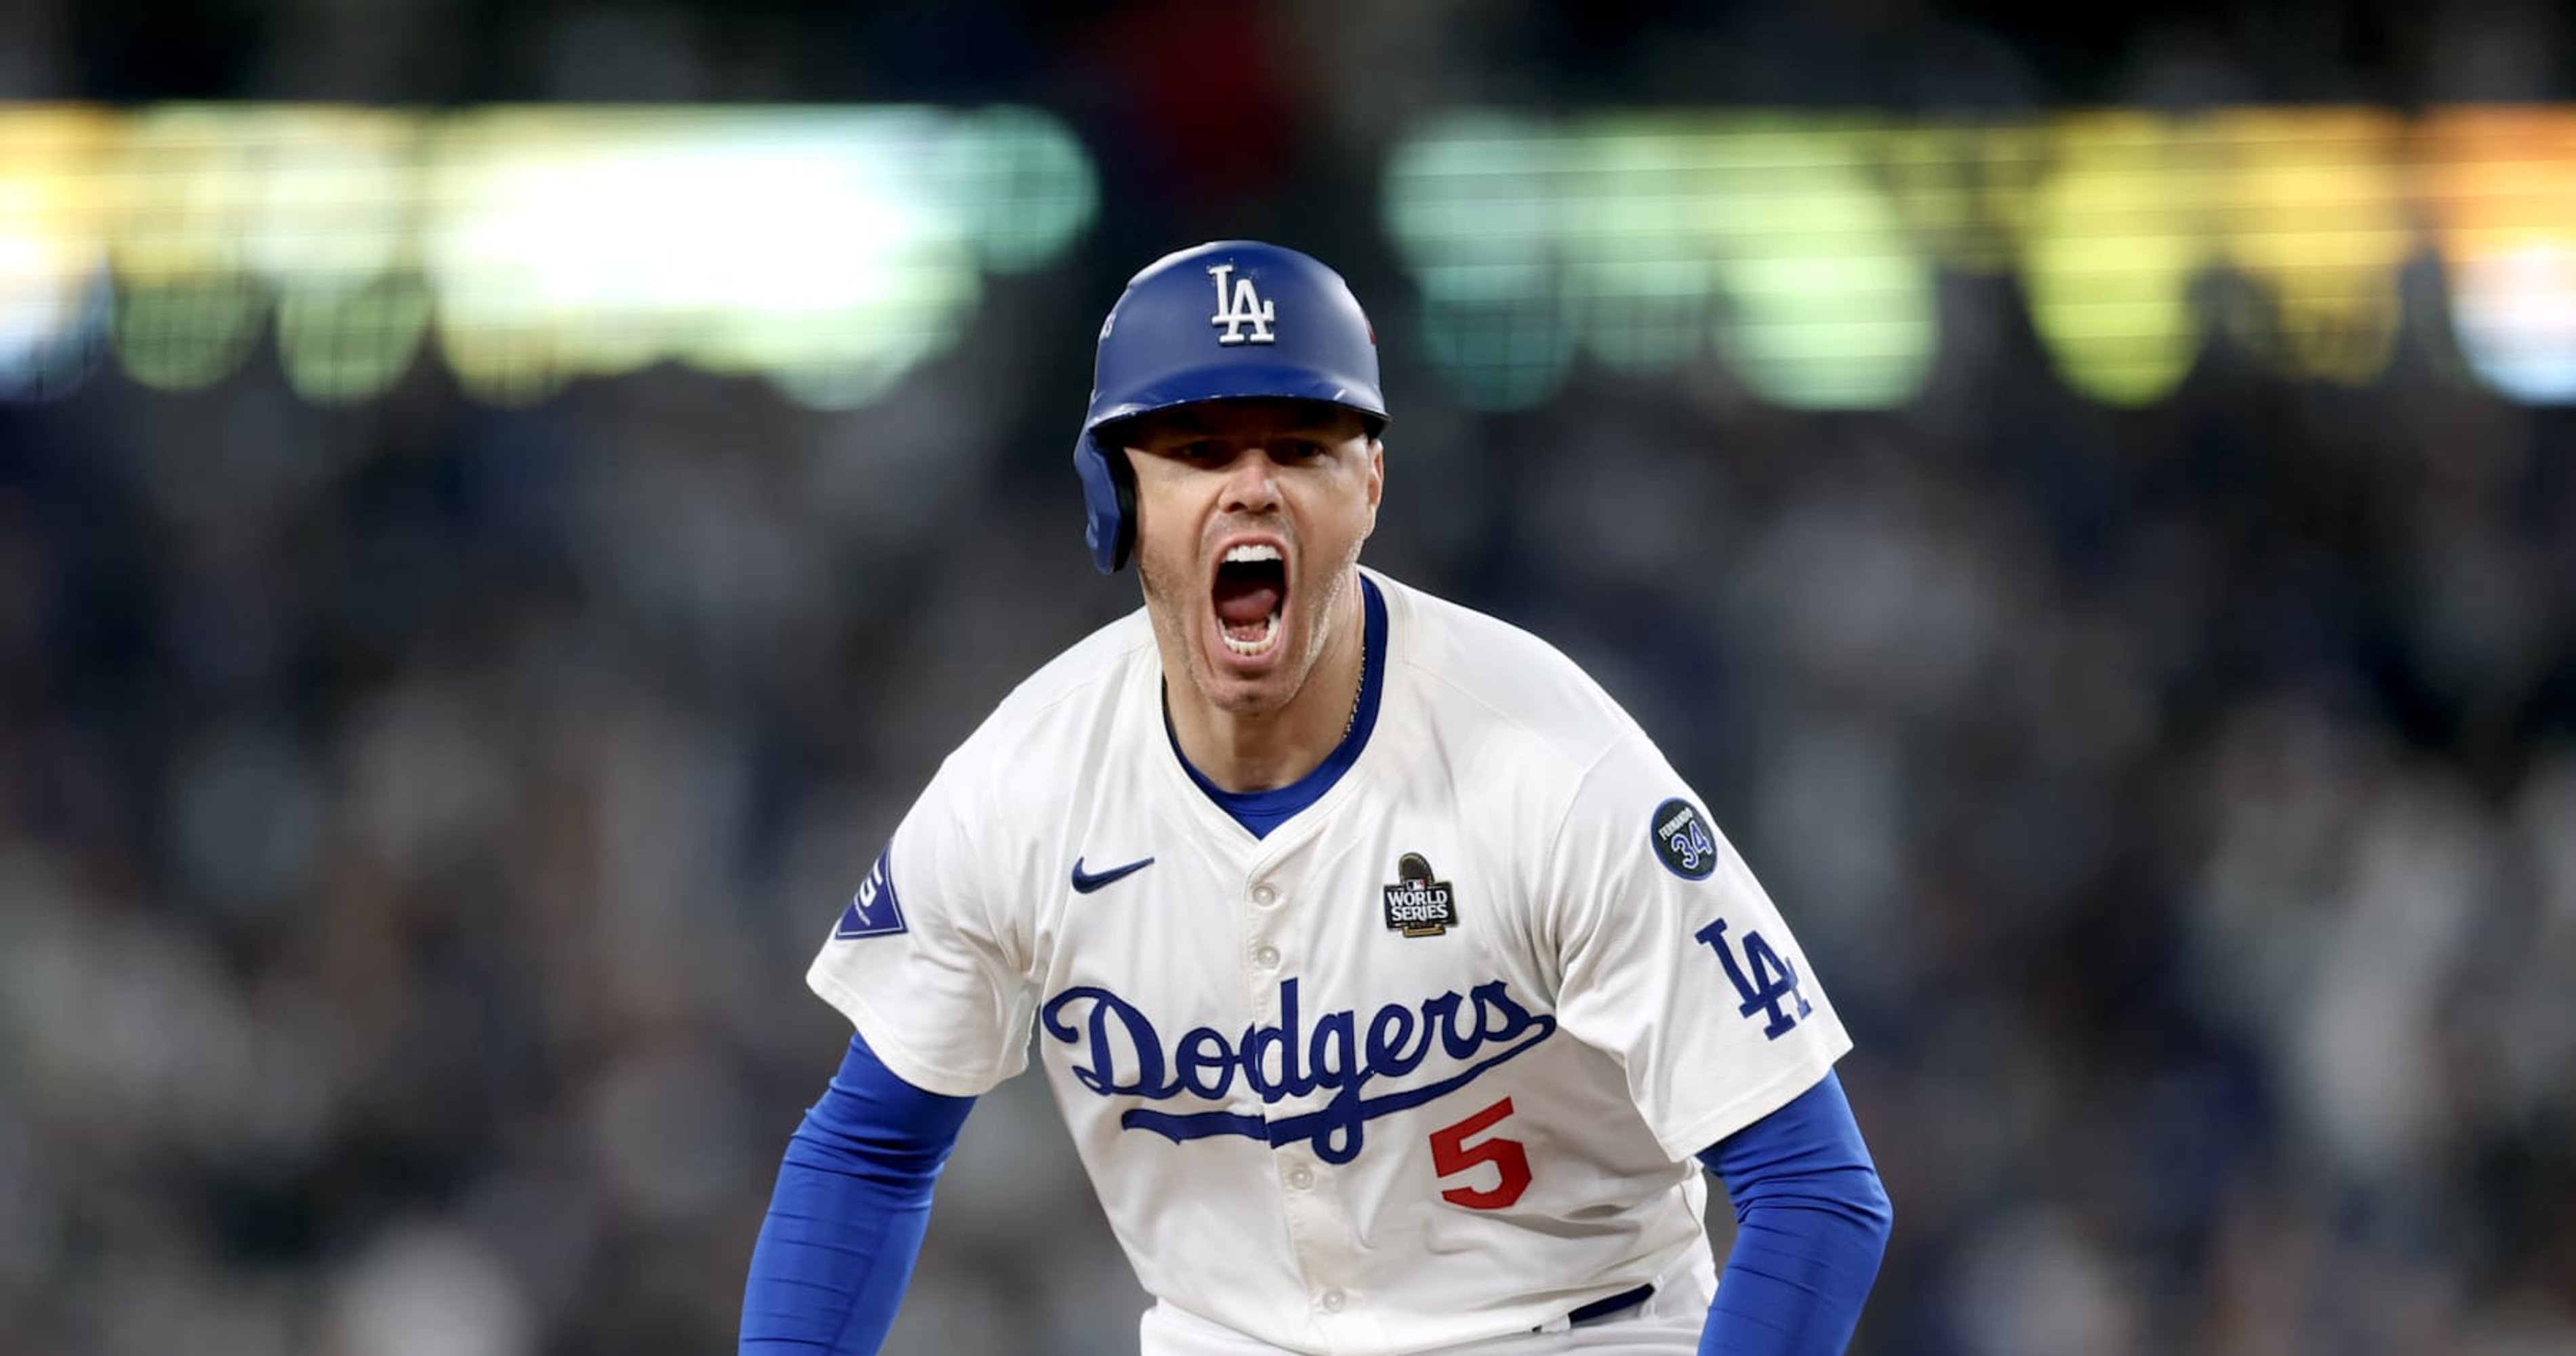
[1240,853,1370,1347]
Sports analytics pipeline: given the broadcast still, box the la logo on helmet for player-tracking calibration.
[1207,263,1276,345]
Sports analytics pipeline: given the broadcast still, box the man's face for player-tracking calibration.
[1121,398,1384,719]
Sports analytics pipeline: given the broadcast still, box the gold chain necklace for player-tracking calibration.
[1342,633,1367,740]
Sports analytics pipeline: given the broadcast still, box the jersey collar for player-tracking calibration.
[1165,574,1387,840]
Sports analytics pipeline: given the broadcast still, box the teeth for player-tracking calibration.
[1224,543,1283,564]
[1222,611,1281,655]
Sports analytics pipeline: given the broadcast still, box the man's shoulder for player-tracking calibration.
[942,607,1154,783]
[1009,604,1158,711]
[1375,571,1647,763]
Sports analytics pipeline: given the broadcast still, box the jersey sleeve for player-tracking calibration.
[804,758,1036,1097]
[1542,734,1853,1161]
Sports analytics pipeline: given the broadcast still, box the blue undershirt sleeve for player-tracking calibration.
[1692,1071,1893,1356]
[739,1031,978,1356]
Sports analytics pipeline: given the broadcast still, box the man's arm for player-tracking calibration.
[1692,1071,1893,1356]
[739,1031,978,1355]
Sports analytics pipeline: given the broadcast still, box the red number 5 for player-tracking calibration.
[1428,1096,1531,1210]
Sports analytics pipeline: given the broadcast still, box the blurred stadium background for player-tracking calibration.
[3,2,2573,1354]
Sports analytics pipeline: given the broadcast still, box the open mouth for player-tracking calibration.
[1211,542,1288,658]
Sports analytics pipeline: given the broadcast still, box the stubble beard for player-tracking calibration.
[1140,531,1367,721]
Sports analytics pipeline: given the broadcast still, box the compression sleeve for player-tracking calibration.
[739,1031,978,1355]
[1692,1071,1893,1356]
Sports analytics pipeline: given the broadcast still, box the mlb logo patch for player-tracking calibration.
[835,848,906,940]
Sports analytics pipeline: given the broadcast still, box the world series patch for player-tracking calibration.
[1650,798,1719,880]
[1382,852,1458,937]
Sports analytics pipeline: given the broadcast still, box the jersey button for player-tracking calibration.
[1319,1290,1346,1313]
[1254,944,1282,969]
[1286,1164,1314,1190]
[1251,884,1279,906]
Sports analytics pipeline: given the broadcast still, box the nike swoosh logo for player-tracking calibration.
[1070,856,1156,894]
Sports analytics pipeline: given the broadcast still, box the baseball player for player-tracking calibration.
[740,241,1891,1355]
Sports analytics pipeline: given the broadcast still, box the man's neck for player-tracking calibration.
[1166,592,1367,794]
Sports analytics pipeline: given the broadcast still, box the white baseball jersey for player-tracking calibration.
[807,568,1851,1356]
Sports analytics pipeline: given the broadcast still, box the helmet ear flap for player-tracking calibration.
[1073,432,1138,573]
[1109,446,1136,571]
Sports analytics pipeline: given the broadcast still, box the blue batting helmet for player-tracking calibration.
[1074,240,1388,573]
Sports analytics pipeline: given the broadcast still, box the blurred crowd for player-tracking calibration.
[5,2,2576,1356]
